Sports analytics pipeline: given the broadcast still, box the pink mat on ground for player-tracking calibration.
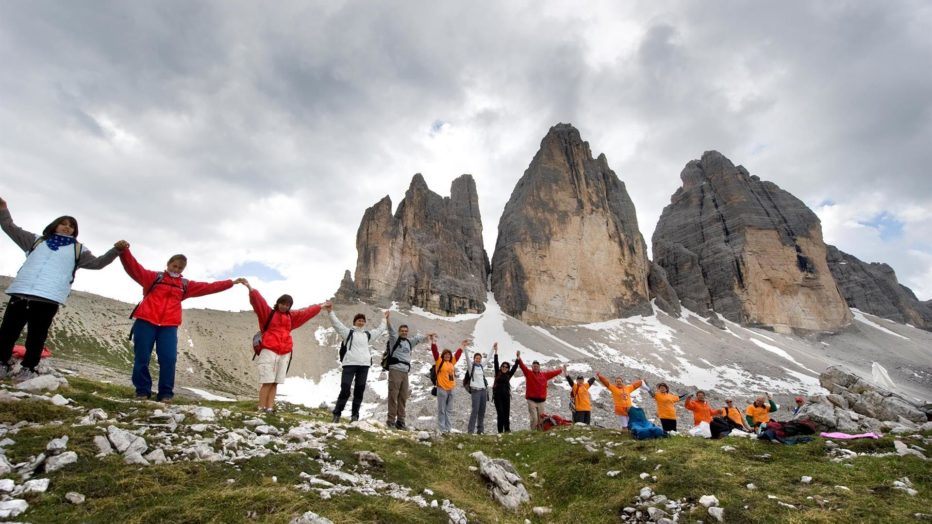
[819,432,880,440]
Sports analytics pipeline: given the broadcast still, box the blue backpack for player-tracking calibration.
[628,407,666,440]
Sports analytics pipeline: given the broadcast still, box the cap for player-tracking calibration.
[795,396,804,402]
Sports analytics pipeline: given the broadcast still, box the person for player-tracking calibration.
[491,343,519,433]
[684,391,716,426]
[324,302,387,423]
[644,381,687,432]
[0,196,125,380]
[791,396,805,416]
[120,248,244,402]
[516,357,563,430]
[721,398,753,432]
[745,393,778,429]
[464,345,491,434]
[244,280,323,413]
[564,367,596,425]
[431,337,464,433]
[596,372,643,430]
[384,314,433,430]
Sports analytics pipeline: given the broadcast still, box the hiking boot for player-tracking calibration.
[157,397,173,404]
[386,419,395,428]
[135,393,151,400]
[332,414,341,424]
[0,362,12,380]
[350,414,359,422]
[13,367,39,382]
[395,420,407,431]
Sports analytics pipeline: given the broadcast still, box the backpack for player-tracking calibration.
[339,330,370,362]
[539,413,572,431]
[29,237,82,284]
[381,337,405,371]
[628,407,667,440]
[251,310,276,359]
[463,362,488,393]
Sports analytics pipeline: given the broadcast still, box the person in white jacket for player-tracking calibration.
[323,301,387,423]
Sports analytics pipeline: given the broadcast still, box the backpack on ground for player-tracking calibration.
[29,237,82,284]
[539,413,573,431]
[381,337,404,371]
[251,311,276,359]
[339,330,370,362]
[628,406,666,440]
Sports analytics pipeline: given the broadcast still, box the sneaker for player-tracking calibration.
[0,362,11,380]
[13,367,39,382]
[395,420,407,430]
[350,414,359,423]
[157,397,173,404]
[135,393,151,400]
[332,414,341,424]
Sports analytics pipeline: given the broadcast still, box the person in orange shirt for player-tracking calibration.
[684,391,716,426]
[720,398,753,432]
[431,336,465,434]
[564,366,596,425]
[644,381,687,432]
[745,393,778,429]
[596,372,642,430]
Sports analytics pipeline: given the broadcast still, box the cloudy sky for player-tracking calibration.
[1,1,930,314]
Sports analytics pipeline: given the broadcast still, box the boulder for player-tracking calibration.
[0,499,28,519]
[65,492,86,505]
[794,402,837,431]
[471,451,530,510]
[652,151,851,333]
[44,451,78,472]
[290,511,334,524]
[15,374,68,392]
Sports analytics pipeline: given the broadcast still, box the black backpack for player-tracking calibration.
[339,330,370,362]
[381,337,405,371]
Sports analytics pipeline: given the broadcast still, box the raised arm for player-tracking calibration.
[184,278,235,299]
[327,309,351,340]
[119,248,159,288]
[596,372,611,388]
[290,303,323,329]
[516,358,531,376]
[565,375,574,387]
[248,287,273,322]
[367,311,388,339]
[430,342,440,361]
[0,201,40,252]
[767,394,778,413]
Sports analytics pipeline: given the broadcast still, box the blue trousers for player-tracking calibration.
[131,319,178,400]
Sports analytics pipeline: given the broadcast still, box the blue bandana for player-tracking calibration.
[45,234,76,251]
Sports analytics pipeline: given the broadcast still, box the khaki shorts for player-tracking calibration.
[256,349,290,384]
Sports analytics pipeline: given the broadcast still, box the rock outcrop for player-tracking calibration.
[648,262,681,317]
[652,151,852,333]
[338,174,489,315]
[826,245,932,331]
[490,123,651,325]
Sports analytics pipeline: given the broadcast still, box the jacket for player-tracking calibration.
[516,359,562,401]
[329,311,387,367]
[385,323,426,373]
[121,249,233,327]
[431,343,462,391]
[567,376,595,412]
[597,374,642,416]
[685,398,716,426]
[2,208,118,304]
[492,353,519,395]
[249,289,321,355]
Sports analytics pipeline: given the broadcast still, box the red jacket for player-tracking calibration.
[250,289,321,355]
[121,249,233,327]
[516,359,562,401]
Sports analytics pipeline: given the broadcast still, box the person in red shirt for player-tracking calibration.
[120,248,246,402]
[244,280,324,413]
[516,356,562,430]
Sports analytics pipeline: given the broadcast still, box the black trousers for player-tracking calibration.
[0,296,59,370]
[572,411,592,424]
[660,418,677,432]
[493,390,511,433]
[333,365,369,417]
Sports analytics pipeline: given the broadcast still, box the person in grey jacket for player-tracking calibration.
[0,196,127,380]
[324,301,387,423]
[464,346,491,434]
[385,313,434,430]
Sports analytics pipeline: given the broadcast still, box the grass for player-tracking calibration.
[1,375,930,523]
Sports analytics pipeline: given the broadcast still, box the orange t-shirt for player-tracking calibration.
[685,398,715,426]
[745,404,772,426]
[572,383,592,412]
[654,392,680,420]
[598,376,642,415]
[435,357,460,391]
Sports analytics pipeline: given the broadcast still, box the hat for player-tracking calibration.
[795,396,804,402]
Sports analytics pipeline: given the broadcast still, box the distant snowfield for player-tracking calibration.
[851,308,910,340]
[183,387,235,402]
[279,369,380,417]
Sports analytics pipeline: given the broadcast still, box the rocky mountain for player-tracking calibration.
[826,245,932,331]
[490,124,651,326]
[337,174,489,315]
[652,151,852,334]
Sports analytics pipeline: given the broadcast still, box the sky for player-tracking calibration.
[1,0,930,313]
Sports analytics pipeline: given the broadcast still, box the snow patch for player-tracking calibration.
[851,309,910,340]
[182,387,235,402]
[410,306,481,323]
[471,292,565,364]
[748,338,817,374]
[315,326,336,346]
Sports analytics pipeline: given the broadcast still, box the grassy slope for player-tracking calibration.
[1,376,929,524]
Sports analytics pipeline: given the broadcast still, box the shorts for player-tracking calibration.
[616,415,630,428]
[256,349,290,384]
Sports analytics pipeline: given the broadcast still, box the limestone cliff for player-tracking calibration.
[490,123,651,325]
[337,174,488,315]
[652,151,851,333]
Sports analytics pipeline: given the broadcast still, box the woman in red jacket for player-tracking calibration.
[244,280,324,413]
[120,248,245,402]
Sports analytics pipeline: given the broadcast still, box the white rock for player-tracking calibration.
[431,500,439,508]
[532,507,552,516]
[801,476,813,484]
[416,431,431,441]
[255,425,281,435]
[708,506,724,522]
[746,483,757,490]
[65,492,86,504]
[94,435,113,456]
[699,495,719,507]
[190,424,209,433]
[124,452,150,466]
[1,454,14,476]
[0,438,14,447]
[639,472,650,480]
[894,440,926,459]
[45,451,78,472]
[88,408,109,421]
[289,510,334,524]
[607,471,620,477]
[639,487,653,499]
[22,478,50,494]
[15,374,67,392]
[107,426,148,455]
[835,485,851,491]
[0,479,14,492]
[193,407,216,422]
[145,449,168,465]
[50,394,70,406]
[721,445,736,452]
[0,499,28,518]
[47,435,69,454]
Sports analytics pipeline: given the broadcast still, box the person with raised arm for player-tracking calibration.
[745,393,779,429]
[516,355,563,430]
[0,195,126,381]
[596,372,643,430]
[464,344,491,434]
[564,366,596,425]
[492,343,519,433]
[384,314,434,430]
[243,280,324,413]
[684,390,717,427]
[643,381,688,433]
[431,336,464,433]
[324,301,388,423]
[120,246,245,402]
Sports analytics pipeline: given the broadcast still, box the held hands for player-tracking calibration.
[384,310,390,319]
[515,350,521,360]
[0,196,6,209]
[323,301,333,312]
[493,342,498,354]
[232,277,249,287]
[461,339,470,348]
[113,240,130,252]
